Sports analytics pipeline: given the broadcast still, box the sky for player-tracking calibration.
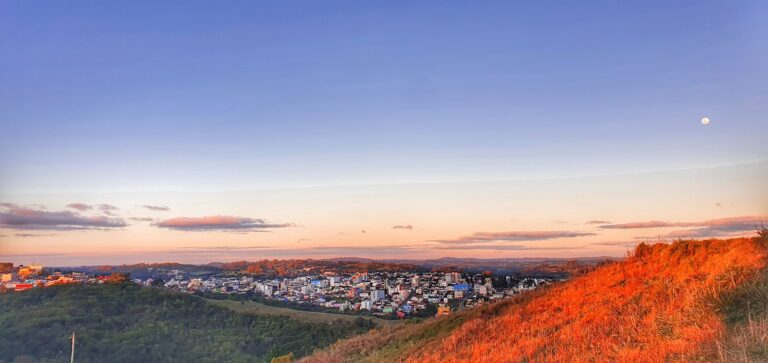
[1,1,767,266]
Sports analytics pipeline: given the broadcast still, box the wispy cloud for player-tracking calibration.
[142,205,170,211]
[586,220,611,225]
[433,244,584,251]
[393,224,413,230]
[155,216,293,232]
[130,217,155,222]
[695,216,768,230]
[0,253,69,258]
[98,204,119,211]
[434,230,597,245]
[13,233,56,237]
[95,204,120,216]
[598,215,767,240]
[599,221,685,229]
[600,216,762,230]
[591,241,643,247]
[174,244,424,257]
[181,246,276,251]
[67,203,92,211]
[0,204,127,230]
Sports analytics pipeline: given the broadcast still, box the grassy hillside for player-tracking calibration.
[303,236,768,363]
[0,284,373,363]
[207,299,404,328]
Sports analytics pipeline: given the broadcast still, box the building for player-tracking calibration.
[371,289,385,302]
[436,305,451,316]
[474,284,488,296]
[360,299,372,310]
[12,283,34,291]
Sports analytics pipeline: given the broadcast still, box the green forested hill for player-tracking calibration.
[0,284,373,363]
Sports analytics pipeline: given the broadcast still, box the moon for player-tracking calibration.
[701,117,710,126]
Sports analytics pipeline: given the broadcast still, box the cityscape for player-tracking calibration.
[1,261,554,319]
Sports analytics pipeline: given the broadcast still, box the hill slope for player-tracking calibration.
[0,284,373,363]
[304,237,768,363]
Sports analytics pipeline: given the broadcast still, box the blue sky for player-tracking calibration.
[2,1,766,192]
[1,1,767,264]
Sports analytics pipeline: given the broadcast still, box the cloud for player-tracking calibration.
[586,220,611,225]
[181,246,276,251]
[0,204,127,230]
[173,244,425,257]
[13,233,56,237]
[67,203,92,211]
[599,221,687,229]
[93,204,120,216]
[130,217,155,222]
[697,216,767,230]
[393,225,413,230]
[658,218,766,239]
[0,253,68,258]
[154,216,293,232]
[434,230,597,244]
[433,244,584,251]
[142,205,170,211]
[97,204,119,211]
[604,216,767,240]
[715,202,723,207]
[600,216,767,235]
[591,241,643,247]
[361,230,366,234]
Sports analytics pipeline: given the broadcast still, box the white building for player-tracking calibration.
[360,299,373,310]
[371,289,386,302]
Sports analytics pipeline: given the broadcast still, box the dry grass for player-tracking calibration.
[717,312,768,362]
[303,237,768,363]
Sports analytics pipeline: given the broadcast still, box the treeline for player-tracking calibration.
[71,263,222,279]
[213,259,422,277]
[0,283,373,363]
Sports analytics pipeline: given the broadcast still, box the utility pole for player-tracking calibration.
[70,330,75,363]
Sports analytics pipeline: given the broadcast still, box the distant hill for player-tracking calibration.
[382,256,615,276]
[303,236,768,362]
[0,284,373,363]
[208,259,423,277]
[55,257,609,280]
[60,262,223,279]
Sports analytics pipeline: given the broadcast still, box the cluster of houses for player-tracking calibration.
[154,269,552,317]
[1,261,554,317]
[0,263,101,291]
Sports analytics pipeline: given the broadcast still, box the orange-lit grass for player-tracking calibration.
[407,238,767,363]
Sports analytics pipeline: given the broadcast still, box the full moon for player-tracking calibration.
[701,117,710,126]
